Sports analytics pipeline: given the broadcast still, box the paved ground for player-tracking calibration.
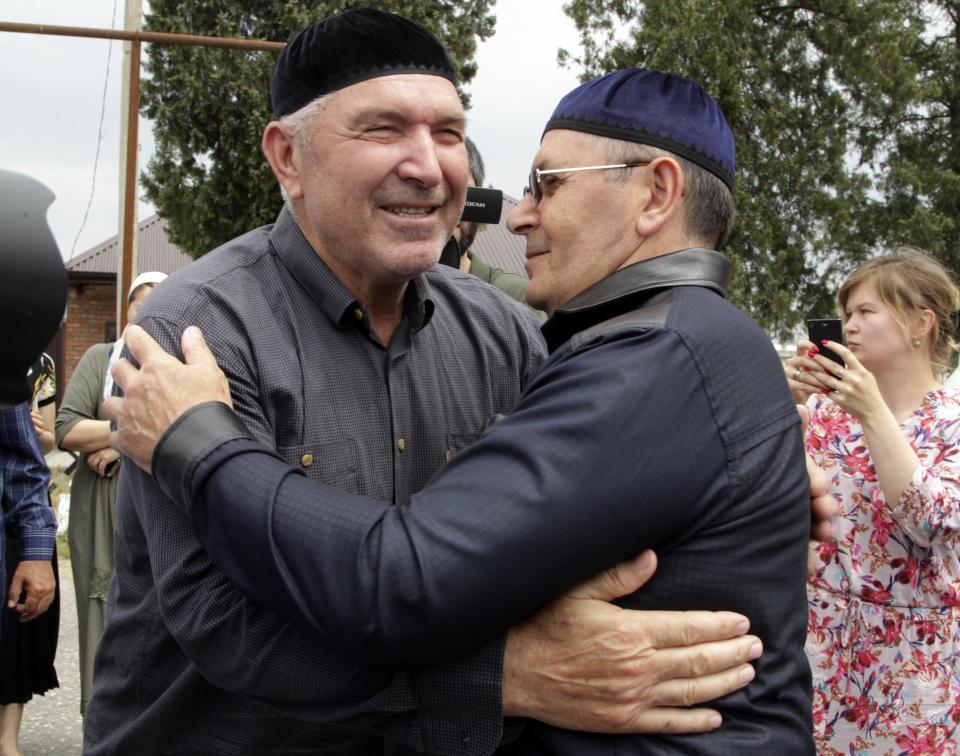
[19,557,84,754]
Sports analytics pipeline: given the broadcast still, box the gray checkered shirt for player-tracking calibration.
[83,207,545,755]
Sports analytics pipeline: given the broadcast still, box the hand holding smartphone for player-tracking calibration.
[806,318,845,367]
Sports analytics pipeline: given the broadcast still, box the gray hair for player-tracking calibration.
[279,93,334,153]
[276,94,333,208]
[602,137,735,250]
[465,136,485,186]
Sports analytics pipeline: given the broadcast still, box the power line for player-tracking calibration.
[69,0,119,260]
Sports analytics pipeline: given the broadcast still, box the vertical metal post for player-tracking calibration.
[117,0,142,329]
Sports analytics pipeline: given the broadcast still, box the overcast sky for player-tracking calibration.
[0,1,583,261]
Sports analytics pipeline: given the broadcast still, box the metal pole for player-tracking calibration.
[0,19,285,330]
[0,21,285,52]
[118,41,140,329]
[117,0,142,328]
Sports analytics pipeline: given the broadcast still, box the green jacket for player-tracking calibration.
[468,252,547,322]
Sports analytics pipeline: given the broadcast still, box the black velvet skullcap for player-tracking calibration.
[270,8,458,119]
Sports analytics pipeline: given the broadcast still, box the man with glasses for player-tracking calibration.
[106,66,819,753]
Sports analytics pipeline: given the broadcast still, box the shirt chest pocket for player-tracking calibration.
[277,439,361,491]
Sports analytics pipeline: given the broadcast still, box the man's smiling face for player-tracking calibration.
[293,74,468,292]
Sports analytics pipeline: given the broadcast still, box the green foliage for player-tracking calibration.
[140,0,496,259]
[560,0,960,339]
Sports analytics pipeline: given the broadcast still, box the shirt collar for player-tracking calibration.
[268,206,435,333]
[542,247,731,352]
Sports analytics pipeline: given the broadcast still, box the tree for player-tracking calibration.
[140,0,496,259]
[873,1,960,274]
[560,0,934,338]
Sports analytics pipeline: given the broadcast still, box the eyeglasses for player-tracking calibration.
[523,162,651,203]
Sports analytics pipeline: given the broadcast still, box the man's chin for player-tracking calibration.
[384,245,445,279]
[524,287,551,315]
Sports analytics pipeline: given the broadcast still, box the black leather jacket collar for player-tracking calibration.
[542,248,731,352]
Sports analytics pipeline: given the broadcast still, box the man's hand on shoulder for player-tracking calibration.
[103,325,233,473]
[502,551,761,734]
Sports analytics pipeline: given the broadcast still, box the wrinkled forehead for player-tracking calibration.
[532,129,613,168]
[324,73,465,121]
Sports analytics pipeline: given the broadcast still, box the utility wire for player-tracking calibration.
[70,0,120,259]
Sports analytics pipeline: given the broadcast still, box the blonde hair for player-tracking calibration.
[837,246,960,374]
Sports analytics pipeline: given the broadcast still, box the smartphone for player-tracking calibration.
[806,318,845,366]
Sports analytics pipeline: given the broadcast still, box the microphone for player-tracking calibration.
[460,186,502,224]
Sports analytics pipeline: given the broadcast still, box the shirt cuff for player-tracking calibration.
[413,633,517,754]
[18,530,56,562]
[152,402,253,509]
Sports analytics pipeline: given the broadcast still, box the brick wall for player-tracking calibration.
[63,282,118,387]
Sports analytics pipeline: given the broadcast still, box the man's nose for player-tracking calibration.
[397,129,443,186]
[507,193,538,236]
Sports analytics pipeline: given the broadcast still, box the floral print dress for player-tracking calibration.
[806,388,960,754]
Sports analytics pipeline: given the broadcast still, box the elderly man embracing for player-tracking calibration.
[92,8,823,756]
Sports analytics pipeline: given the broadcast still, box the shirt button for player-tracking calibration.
[300,453,314,467]
[353,307,364,320]
[397,438,406,452]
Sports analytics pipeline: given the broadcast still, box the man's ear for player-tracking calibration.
[634,157,683,238]
[262,122,304,201]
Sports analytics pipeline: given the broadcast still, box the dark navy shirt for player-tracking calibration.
[83,206,546,755]
[157,249,815,754]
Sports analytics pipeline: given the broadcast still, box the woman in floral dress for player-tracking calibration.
[785,246,960,754]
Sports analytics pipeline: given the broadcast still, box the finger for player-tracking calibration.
[822,339,855,363]
[796,404,809,435]
[13,588,39,618]
[810,517,838,543]
[103,395,120,423]
[25,593,54,620]
[810,486,839,541]
[123,324,167,366]
[565,551,657,601]
[18,603,42,622]
[626,707,723,734]
[21,588,54,621]
[7,573,22,608]
[110,357,139,393]
[645,660,756,710]
[808,540,823,576]
[636,611,753,649]
[642,634,762,684]
[807,355,842,385]
[805,453,829,498]
[181,326,218,368]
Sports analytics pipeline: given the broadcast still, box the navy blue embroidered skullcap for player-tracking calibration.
[271,8,458,119]
[545,68,735,190]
